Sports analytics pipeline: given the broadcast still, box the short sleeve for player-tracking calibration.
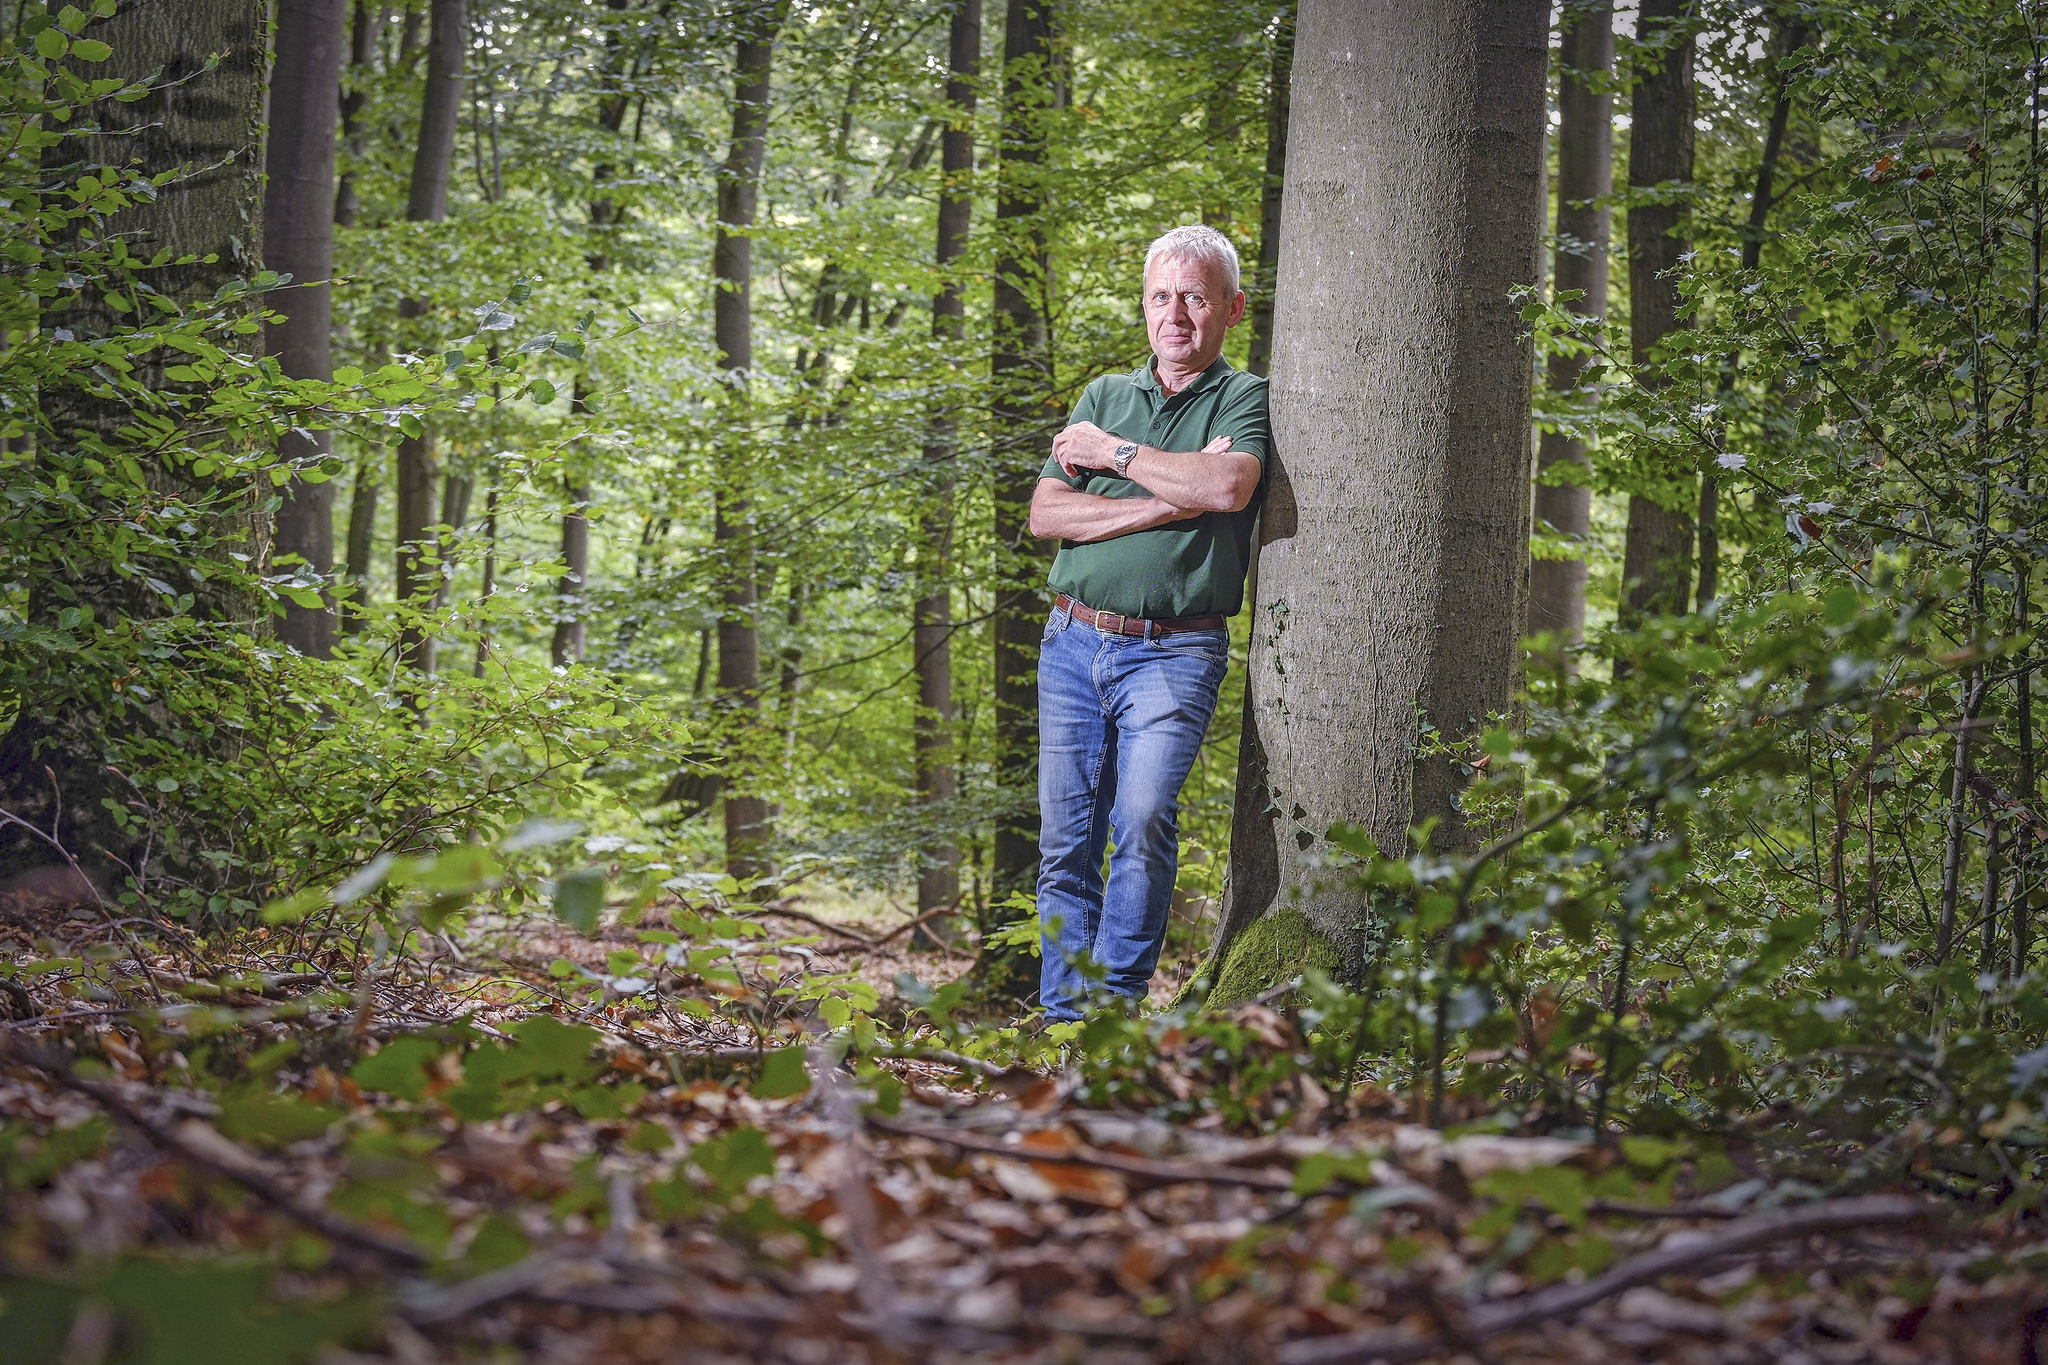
[1214,376,1271,467]
[1038,382,1099,488]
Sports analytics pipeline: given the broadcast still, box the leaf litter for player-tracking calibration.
[1,897,2044,1364]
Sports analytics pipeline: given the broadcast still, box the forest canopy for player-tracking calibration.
[2,0,2048,1361]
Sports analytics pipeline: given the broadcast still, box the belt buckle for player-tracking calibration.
[1097,610,1126,636]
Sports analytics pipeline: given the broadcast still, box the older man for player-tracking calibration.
[1027,224,1268,1021]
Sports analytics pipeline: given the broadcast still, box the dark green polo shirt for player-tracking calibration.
[1039,355,1270,619]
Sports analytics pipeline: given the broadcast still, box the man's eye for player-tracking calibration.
[1185,295,1207,309]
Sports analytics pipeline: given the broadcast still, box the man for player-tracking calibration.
[1028,224,1268,1021]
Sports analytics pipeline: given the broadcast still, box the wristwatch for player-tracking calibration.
[1110,441,1139,477]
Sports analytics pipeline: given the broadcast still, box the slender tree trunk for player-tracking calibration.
[913,0,979,940]
[1527,1,1612,649]
[551,471,590,666]
[551,0,633,669]
[1207,0,1548,999]
[473,481,498,676]
[712,0,787,881]
[1697,18,1804,613]
[333,0,373,227]
[342,452,379,631]
[1246,0,1294,380]
[1618,0,1696,629]
[0,0,269,887]
[392,0,465,674]
[988,0,1055,907]
[336,0,376,634]
[265,0,348,659]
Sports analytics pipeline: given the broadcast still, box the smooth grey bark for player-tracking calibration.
[1618,0,1695,628]
[988,0,1055,909]
[1209,0,1549,986]
[914,0,980,935]
[266,0,349,659]
[392,0,464,673]
[0,0,269,885]
[1245,0,1294,380]
[711,0,787,881]
[1527,0,1612,649]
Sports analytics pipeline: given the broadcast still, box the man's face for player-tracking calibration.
[1143,254,1246,373]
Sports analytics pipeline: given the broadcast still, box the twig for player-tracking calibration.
[9,1043,429,1267]
[1277,1194,1929,1365]
[868,1115,1296,1191]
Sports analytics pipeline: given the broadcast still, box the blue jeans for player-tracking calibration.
[1036,603,1230,1021]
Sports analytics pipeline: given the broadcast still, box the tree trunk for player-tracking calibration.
[1527,0,1612,650]
[1245,0,1294,380]
[551,473,590,666]
[392,0,465,673]
[333,0,374,227]
[342,452,378,632]
[712,0,787,882]
[1697,17,1805,614]
[1206,0,1548,1001]
[913,0,979,939]
[551,0,634,670]
[0,0,270,888]
[1618,0,1695,628]
[266,0,348,659]
[988,0,1056,907]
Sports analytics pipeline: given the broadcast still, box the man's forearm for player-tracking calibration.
[1028,479,1193,543]
[1118,445,1262,513]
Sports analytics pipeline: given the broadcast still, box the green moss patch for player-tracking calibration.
[1206,905,1342,1007]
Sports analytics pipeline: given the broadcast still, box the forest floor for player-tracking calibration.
[2,895,2045,1364]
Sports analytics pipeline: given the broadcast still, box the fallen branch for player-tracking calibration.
[1277,1193,1929,1365]
[748,902,878,947]
[9,1044,429,1268]
[868,893,968,947]
[868,1115,1296,1191]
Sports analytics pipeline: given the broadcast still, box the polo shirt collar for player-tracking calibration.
[1132,354,1235,398]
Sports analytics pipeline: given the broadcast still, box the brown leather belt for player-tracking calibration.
[1054,593,1226,639]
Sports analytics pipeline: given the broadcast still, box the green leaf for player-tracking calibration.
[217,1094,342,1147]
[508,1015,602,1082]
[690,1126,775,1199]
[527,377,556,406]
[753,1044,810,1099]
[56,6,86,32]
[350,1036,442,1101]
[569,1080,644,1119]
[35,26,67,57]
[416,844,500,892]
[68,36,106,61]
[553,868,606,934]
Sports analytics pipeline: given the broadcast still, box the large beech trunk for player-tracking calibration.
[392,0,465,673]
[0,0,269,888]
[266,0,349,659]
[913,0,980,933]
[1207,0,1548,999]
[1618,0,1696,628]
[988,0,1055,905]
[1527,1,1612,649]
[712,1,786,881]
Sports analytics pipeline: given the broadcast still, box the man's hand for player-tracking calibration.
[1054,423,1236,479]
[1052,421,1121,477]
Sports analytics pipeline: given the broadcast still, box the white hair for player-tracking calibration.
[1143,224,1241,297]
